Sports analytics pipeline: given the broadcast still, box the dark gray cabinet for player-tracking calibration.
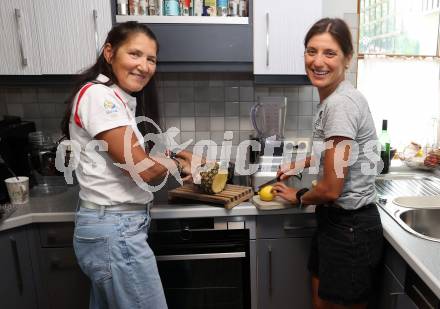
[33,223,90,309]
[256,214,315,309]
[377,241,440,309]
[0,226,38,309]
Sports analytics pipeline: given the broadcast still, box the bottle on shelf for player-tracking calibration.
[379,119,391,174]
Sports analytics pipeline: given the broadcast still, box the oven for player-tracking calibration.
[148,217,251,309]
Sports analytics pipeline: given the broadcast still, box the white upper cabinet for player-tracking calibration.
[253,0,322,75]
[34,0,112,74]
[0,0,42,74]
[0,0,112,75]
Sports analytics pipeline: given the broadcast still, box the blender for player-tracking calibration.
[250,97,286,191]
[249,97,312,192]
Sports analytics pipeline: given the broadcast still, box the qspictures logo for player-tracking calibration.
[55,117,383,193]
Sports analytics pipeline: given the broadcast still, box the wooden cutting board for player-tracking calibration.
[252,195,293,210]
[168,184,253,209]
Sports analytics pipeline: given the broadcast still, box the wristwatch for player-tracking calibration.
[296,188,309,206]
[171,157,184,175]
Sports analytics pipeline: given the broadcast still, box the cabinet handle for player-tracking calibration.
[92,9,100,59]
[265,12,270,67]
[411,284,435,309]
[9,237,24,294]
[14,9,28,67]
[50,257,78,270]
[268,245,272,296]
[389,292,404,308]
[156,252,246,261]
[283,225,317,231]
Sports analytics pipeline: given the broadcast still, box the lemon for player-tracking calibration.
[415,149,424,157]
[259,185,274,201]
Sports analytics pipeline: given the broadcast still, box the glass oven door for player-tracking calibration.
[149,228,250,309]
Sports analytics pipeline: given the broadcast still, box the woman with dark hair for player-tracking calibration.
[62,21,193,308]
[275,18,383,309]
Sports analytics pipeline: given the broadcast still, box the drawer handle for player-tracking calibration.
[156,252,245,261]
[283,225,317,231]
[92,9,100,59]
[10,237,24,294]
[268,245,272,296]
[50,257,78,270]
[265,12,270,67]
[14,8,28,67]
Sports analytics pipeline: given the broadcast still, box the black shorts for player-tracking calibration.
[308,204,384,306]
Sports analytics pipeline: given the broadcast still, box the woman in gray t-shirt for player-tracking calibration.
[275,18,383,309]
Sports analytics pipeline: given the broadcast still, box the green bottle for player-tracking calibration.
[379,119,391,174]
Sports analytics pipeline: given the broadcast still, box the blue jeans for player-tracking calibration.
[73,206,168,309]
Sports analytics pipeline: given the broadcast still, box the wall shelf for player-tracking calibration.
[116,15,249,24]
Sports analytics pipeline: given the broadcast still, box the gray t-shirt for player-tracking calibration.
[312,80,378,210]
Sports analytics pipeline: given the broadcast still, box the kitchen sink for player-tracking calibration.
[375,174,440,242]
[397,208,440,242]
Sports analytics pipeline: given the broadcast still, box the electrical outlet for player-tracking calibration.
[283,137,312,154]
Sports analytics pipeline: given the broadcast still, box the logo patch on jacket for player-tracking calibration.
[103,100,119,114]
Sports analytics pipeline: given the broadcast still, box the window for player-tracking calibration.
[359,0,440,56]
[357,0,440,151]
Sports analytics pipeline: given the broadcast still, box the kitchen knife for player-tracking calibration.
[256,177,280,191]
[256,172,303,192]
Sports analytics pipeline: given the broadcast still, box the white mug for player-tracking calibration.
[5,176,29,204]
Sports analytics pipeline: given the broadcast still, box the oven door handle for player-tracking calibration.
[156,252,246,261]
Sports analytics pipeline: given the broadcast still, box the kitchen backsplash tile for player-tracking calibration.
[178,87,194,102]
[6,103,23,118]
[210,117,225,131]
[180,103,195,117]
[224,101,239,117]
[239,86,254,102]
[225,86,239,101]
[180,117,195,131]
[165,102,180,117]
[209,101,225,117]
[0,72,338,157]
[195,117,210,131]
[224,116,240,131]
[163,87,179,102]
[208,87,224,102]
[39,103,58,118]
[194,102,210,116]
[298,101,313,116]
[298,86,314,101]
[194,86,210,102]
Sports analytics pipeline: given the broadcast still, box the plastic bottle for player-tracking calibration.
[379,119,391,174]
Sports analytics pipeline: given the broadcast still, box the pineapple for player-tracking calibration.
[197,162,228,194]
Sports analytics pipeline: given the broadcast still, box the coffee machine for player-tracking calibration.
[0,116,36,203]
[249,97,311,192]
